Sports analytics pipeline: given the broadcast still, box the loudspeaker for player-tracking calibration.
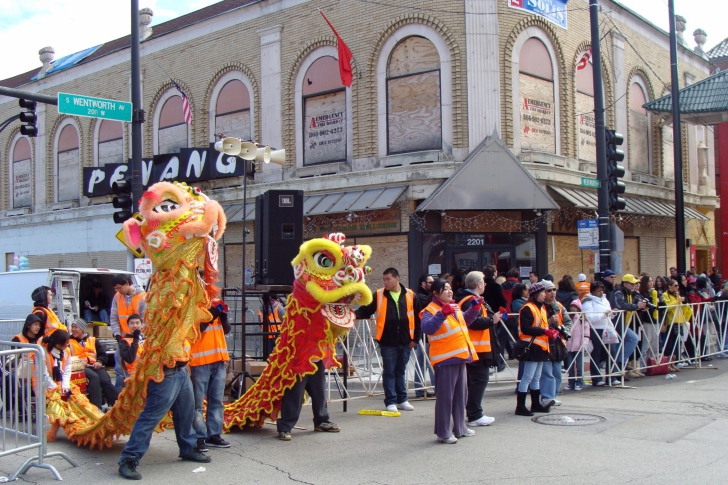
[254,190,304,286]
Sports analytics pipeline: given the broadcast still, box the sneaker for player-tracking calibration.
[552,399,562,406]
[314,421,340,432]
[119,458,142,480]
[278,431,292,441]
[195,438,208,453]
[437,435,458,444]
[594,381,605,387]
[396,401,414,411]
[181,450,211,463]
[564,385,574,391]
[467,415,495,427]
[457,428,475,438]
[540,398,555,407]
[574,385,583,391]
[206,435,231,448]
[676,362,689,368]
[386,404,398,413]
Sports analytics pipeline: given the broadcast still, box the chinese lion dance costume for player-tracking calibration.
[56,181,226,449]
[222,232,372,430]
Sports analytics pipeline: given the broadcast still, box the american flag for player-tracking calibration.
[171,80,192,125]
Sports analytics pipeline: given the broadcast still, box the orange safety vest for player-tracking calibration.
[458,294,492,353]
[576,282,590,300]
[373,288,416,341]
[257,301,282,338]
[33,307,67,335]
[69,335,97,364]
[13,334,38,389]
[45,347,70,385]
[115,292,145,335]
[518,302,550,352]
[122,338,144,375]
[421,301,478,365]
[190,317,230,367]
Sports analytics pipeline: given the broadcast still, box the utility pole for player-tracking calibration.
[590,0,611,278]
[129,0,144,272]
[668,0,686,274]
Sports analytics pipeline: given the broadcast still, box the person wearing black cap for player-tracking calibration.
[31,286,67,336]
[601,270,616,299]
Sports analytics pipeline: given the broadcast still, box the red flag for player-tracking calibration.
[577,48,592,71]
[320,10,353,87]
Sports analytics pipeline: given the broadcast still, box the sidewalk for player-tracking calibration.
[3,364,728,484]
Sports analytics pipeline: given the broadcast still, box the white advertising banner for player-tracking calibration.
[304,90,346,165]
[520,74,556,153]
[576,92,596,163]
[12,158,31,208]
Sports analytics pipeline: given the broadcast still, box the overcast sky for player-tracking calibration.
[0,0,725,81]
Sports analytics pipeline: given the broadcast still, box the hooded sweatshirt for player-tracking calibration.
[12,314,44,344]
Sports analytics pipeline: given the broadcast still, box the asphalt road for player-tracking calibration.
[3,363,728,484]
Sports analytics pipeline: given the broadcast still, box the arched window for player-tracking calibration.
[575,52,596,163]
[57,124,79,202]
[97,120,124,166]
[302,56,347,165]
[386,36,441,154]
[158,95,188,154]
[519,38,556,154]
[215,79,251,140]
[11,137,32,208]
[629,81,650,174]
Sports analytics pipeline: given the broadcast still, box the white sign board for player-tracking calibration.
[134,258,153,288]
[577,219,599,249]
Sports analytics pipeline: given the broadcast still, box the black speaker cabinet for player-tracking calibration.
[254,190,304,286]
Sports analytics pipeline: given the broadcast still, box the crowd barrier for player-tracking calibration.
[0,341,76,481]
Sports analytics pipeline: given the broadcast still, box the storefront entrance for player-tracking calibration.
[447,246,513,276]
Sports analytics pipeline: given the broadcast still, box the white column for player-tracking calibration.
[465,0,501,153]
[34,102,48,212]
[257,25,283,173]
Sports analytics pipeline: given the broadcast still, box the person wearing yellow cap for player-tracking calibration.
[609,274,645,381]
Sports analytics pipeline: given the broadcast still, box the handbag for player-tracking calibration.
[513,336,536,361]
[645,356,670,376]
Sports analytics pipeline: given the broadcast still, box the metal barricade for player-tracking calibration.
[0,341,76,480]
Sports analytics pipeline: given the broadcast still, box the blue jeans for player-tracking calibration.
[379,344,411,406]
[114,348,126,393]
[118,366,197,466]
[190,361,227,438]
[83,309,109,323]
[413,342,435,397]
[539,361,562,400]
[566,351,584,387]
[611,326,639,365]
[517,361,543,393]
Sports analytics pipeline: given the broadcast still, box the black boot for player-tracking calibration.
[530,389,552,413]
[515,392,534,416]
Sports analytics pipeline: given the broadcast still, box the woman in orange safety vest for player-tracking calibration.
[420,279,481,444]
[515,282,560,417]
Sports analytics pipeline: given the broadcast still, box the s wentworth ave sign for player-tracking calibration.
[57,92,133,122]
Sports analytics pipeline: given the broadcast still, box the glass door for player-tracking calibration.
[447,246,514,277]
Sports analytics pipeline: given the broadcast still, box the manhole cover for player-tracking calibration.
[532,414,605,426]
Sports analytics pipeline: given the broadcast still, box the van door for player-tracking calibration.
[48,271,82,325]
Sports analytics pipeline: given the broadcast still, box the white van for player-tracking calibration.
[0,268,140,324]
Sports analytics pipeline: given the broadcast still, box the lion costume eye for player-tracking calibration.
[153,199,180,213]
[313,251,335,269]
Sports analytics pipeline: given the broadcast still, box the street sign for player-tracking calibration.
[57,92,132,122]
[115,213,144,258]
[581,177,601,188]
[577,219,599,249]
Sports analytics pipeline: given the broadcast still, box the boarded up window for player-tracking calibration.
[12,137,31,208]
[215,80,251,140]
[629,82,650,173]
[57,124,79,202]
[97,120,124,166]
[158,96,188,154]
[662,124,674,180]
[519,38,555,153]
[303,56,346,165]
[387,36,441,154]
[575,57,596,162]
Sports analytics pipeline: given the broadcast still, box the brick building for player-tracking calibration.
[0,0,716,290]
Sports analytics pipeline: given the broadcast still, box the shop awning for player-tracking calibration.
[417,132,559,211]
[222,186,408,222]
[548,185,709,221]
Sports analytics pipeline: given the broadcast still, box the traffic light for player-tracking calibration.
[19,99,37,137]
[111,178,133,224]
[605,129,626,212]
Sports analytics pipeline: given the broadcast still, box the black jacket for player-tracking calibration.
[459,289,501,365]
[355,283,422,346]
[482,277,507,311]
[415,286,431,308]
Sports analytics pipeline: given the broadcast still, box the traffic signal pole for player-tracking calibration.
[129,0,144,272]
[590,0,611,278]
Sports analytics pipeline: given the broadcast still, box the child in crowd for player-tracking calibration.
[565,299,590,391]
[116,314,144,386]
[42,330,72,441]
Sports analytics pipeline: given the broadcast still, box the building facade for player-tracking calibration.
[0,0,716,290]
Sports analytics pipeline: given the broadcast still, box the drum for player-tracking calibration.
[70,357,87,394]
